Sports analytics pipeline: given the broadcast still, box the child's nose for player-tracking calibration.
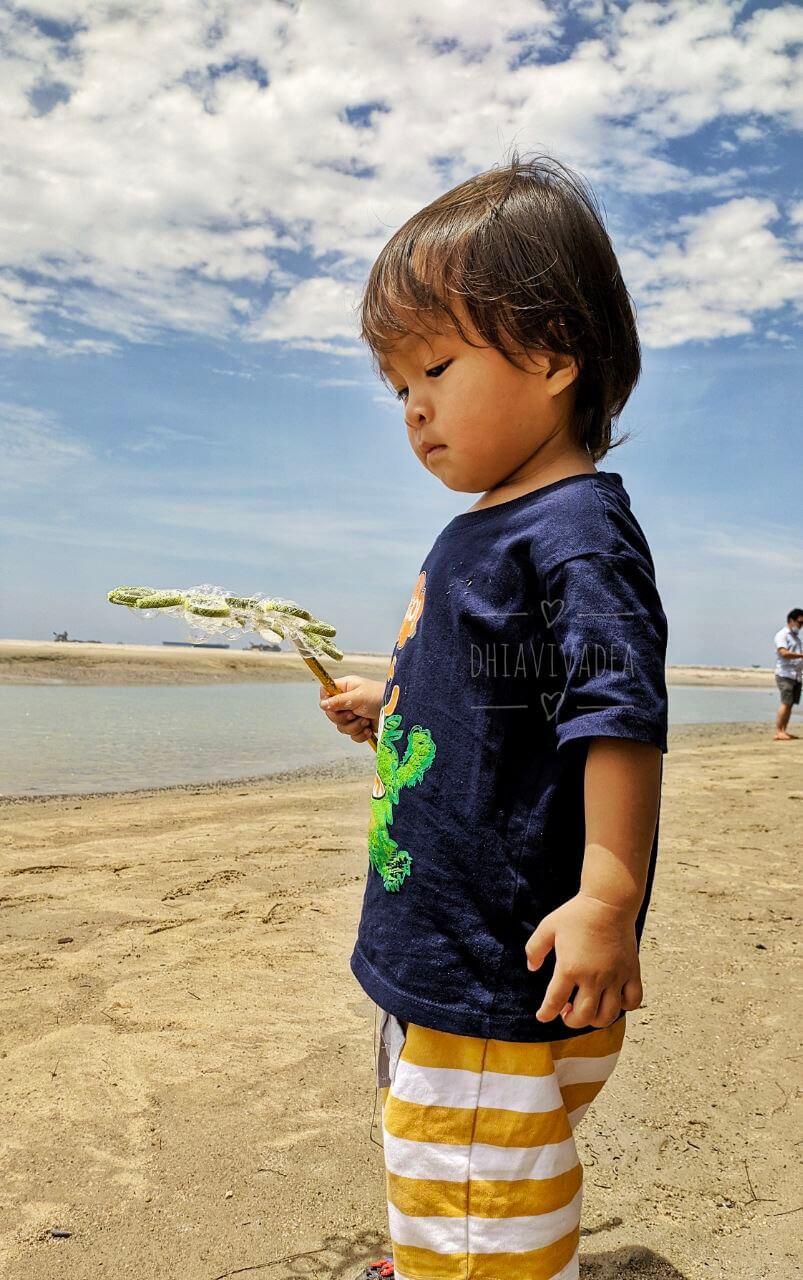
[404,399,430,430]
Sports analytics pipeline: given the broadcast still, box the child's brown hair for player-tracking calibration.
[359,150,640,462]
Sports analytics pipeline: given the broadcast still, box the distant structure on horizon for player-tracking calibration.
[162,640,231,649]
[53,631,102,644]
[47,630,283,652]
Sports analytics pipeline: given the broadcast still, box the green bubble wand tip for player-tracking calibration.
[106,583,377,751]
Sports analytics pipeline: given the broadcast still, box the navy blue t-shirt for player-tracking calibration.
[350,470,669,1042]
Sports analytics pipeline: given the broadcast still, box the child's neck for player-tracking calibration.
[466,447,597,513]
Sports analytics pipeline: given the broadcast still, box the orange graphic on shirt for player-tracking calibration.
[397,571,426,648]
[373,571,427,801]
[382,570,426,689]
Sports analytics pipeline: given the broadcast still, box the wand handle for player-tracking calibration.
[292,641,378,753]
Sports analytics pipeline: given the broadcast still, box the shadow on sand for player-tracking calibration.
[280,1231,690,1280]
[582,1244,690,1278]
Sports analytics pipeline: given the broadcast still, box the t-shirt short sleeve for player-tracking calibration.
[540,551,669,753]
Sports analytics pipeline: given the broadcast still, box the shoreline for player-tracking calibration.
[0,638,779,688]
[0,720,780,805]
[0,753,372,806]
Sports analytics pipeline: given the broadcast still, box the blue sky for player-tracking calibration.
[1,0,801,665]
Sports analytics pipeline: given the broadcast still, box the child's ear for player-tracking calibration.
[544,349,579,395]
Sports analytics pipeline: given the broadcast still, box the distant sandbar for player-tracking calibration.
[0,638,776,688]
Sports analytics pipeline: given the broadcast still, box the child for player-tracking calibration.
[320,152,668,1280]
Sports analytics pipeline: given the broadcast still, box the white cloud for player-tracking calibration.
[314,377,372,388]
[764,328,795,346]
[0,0,801,353]
[0,495,410,565]
[248,275,363,351]
[734,123,765,143]
[701,522,803,575]
[0,401,92,489]
[211,366,256,379]
[620,197,803,347]
[120,424,227,456]
[0,272,52,348]
[131,492,389,554]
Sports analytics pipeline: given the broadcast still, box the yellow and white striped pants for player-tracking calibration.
[378,1013,625,1280]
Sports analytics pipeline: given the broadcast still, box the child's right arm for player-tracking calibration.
[319,676,385,745]
[525,737,662,1028]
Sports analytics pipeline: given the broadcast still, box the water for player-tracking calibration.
[0,682,781,798]
[0,683,360,798]
[666,684,778,724]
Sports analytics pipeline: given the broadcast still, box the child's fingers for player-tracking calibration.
[317,683,375,741]
[594,986,624,1027]
[323,698,366,721]
[327,706,357,722]
[338,716,373,739]
[319,681,346,704]
[535,970,574,1023]
[621,976,643,1011]
[525,922,554,972]
[320,689,354,710]
[561,984,602,1028]
[319,694,359,722]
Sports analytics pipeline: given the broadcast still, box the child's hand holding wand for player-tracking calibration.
[320,677,385,746]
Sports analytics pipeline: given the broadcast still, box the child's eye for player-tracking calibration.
[391,358,448,401]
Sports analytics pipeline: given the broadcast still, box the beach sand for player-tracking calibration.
[0,638,777,688]
[0,639,392,686]
[0,723,800,1279]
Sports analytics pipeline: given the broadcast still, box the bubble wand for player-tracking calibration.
[107,584,378,751]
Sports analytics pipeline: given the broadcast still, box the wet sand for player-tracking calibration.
[0,639,776,688]
[0,723,800,1279]
[0,639,390,686]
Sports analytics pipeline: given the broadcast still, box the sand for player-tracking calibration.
[0,639,777,688]
[0,639,391,686]
[0,723,801,1279]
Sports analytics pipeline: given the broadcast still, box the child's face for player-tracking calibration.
[378,300,580,495]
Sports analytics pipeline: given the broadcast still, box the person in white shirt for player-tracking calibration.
[773,608,803,740]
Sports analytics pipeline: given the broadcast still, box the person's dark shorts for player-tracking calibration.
[776,675,802,706]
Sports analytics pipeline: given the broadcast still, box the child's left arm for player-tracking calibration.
[525,737,662,1029]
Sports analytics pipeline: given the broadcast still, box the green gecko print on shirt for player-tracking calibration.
[368,707,437,892]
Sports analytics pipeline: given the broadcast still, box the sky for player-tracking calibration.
[0,0,801,666]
